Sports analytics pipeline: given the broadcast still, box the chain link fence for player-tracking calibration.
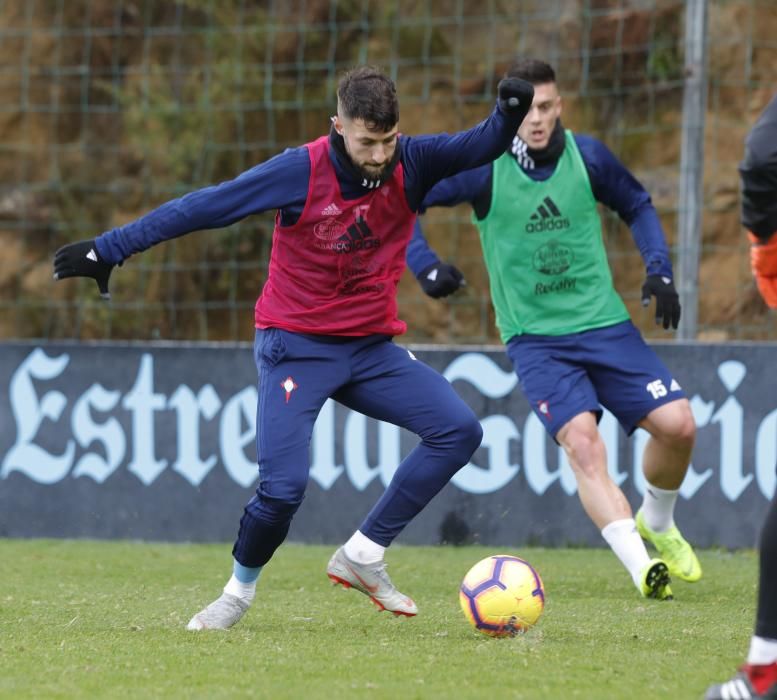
[0,0,775,343]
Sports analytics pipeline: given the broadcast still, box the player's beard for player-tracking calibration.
[356,162,388,181]
[329,125,401,187]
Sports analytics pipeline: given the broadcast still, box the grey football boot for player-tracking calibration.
[327,546,418,616]
[186,592,250,630]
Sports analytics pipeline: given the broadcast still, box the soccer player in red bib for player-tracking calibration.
[53,65,534,629]
[706,93,777,700]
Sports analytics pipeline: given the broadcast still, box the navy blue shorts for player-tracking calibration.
[505,320,686,438]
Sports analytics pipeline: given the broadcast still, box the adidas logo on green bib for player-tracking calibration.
[525,196,571,233]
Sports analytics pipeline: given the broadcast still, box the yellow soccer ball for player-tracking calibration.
[459,554,545,637]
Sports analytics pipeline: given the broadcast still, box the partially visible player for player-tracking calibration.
[53,65,534,629]
[705,93,777,700]
[408,58,701,601]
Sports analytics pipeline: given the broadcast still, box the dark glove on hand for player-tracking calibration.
[53,239,115,300]
[418,262,465,299]
[497,78,535,115]
[641,274,681,329]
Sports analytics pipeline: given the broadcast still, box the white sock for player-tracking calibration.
[640,483,679,532]
[748,635,777,665]
[343,530,385,565]
[601,518,651,589]
[223,574,256,604]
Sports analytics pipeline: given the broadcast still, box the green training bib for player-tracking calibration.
[474,130,630,341]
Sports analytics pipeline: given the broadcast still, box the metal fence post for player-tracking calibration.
[677,0,709,340]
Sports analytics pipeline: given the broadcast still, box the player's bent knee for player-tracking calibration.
[561,430,606,476]
[677,411,696,446]
[656,404,696,447]
[453,413,484,458]
[423,407,482,461]
[560,421,601,454]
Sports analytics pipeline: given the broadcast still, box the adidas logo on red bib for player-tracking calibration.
[321,202,342,217]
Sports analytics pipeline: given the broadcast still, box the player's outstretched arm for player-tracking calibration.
[403,78,533,207]
[53,239,115,300]
[446,77,533,173]
[52,149,311,299]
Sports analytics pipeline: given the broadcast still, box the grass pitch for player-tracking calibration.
[0,540,756,699]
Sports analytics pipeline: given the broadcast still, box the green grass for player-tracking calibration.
[0,540,757,699]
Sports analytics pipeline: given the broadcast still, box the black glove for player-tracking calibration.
[53,239,115,300]
[418,262,465,299]
[641,274,681,329]
[497,78,535,115]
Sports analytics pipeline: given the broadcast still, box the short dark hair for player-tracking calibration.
[337,65,399,132]
[505,58,556,86]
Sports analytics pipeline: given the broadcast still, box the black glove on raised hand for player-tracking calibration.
[53,239,115,300]
[641,274,681,330]
[497,77,535,115]
[418,262,465,299]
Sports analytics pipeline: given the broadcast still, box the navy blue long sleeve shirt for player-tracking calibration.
[94,104,525,265]
[406,133,673,279]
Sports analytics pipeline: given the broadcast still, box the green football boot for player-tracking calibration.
[636,509,703,583]
[639,558,673,600]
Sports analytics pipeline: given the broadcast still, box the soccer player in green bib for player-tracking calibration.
[408,58,701,600]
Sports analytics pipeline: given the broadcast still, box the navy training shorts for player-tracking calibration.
[505,320,686,439]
